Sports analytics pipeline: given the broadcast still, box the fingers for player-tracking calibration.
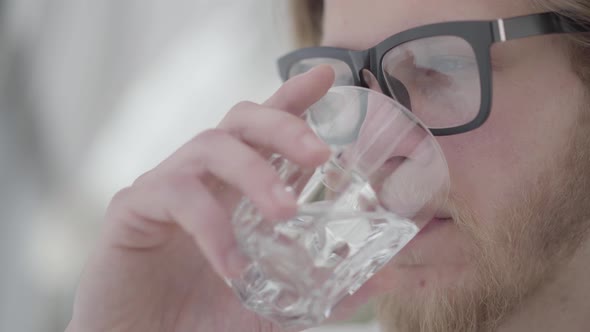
[106,129,304,278]
[104,65,336,281]
[264,64,335,115]
[106,175,246,278]
[216,65,335,166]
[158,129,299,221]
[219,102,330,167]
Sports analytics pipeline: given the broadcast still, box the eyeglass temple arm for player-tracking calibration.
[493,12,589,43]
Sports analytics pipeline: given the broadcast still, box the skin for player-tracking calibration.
[322,0,590,331]
[66,66,338,332]
[321,0,571,290]
[67,0,590,331]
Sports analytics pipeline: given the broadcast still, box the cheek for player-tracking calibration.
[437,68,581,223]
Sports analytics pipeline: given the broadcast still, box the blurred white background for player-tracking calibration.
[0,1,379,331]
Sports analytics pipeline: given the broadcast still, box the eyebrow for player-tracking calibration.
[319,38,377,51]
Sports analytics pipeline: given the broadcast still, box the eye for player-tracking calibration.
[423,55,477,75]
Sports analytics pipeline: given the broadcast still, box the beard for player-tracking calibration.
[376,110,590,332]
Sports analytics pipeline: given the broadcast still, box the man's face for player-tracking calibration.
[322,0,590,330]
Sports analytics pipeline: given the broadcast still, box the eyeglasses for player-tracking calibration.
[278,12,590,136]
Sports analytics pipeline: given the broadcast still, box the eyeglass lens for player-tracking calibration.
[288,36,482,130]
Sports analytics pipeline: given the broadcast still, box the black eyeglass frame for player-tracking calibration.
[278,12,589,136]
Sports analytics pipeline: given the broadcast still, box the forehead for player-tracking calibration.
[322,0,534,49]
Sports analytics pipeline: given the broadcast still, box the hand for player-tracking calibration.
[66,66,335,332]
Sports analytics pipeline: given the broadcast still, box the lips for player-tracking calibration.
[430,211,453,226]
[432,205,453,221]
[433,213,453,220]
[413,217,452,237]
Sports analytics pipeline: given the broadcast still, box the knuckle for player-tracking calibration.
[165,172,193,194]
[228,100,257,114]
[293,123,314,140]
[224,122,248,142]
[193,128,228,145]
[132,169,156,186]
[242,156,274,185]
[222,101,259,135]
[274,117,308,140]
[244,157,278,188]
[189,130,224,171]
[111,186,134,204]
[106,186,135,216]
[242,153,265,172]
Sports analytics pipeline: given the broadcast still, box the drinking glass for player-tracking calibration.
[228,86,450,329]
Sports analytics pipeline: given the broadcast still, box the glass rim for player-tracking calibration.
[312,85,450,179]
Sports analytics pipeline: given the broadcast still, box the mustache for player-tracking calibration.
[440,193,489,239]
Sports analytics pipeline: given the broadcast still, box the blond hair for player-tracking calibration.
[290,0,590,84]
[290,0,323,47]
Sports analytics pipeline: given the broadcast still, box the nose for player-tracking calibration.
[362,69,412,111]
[361,69,384,93]
[331,71,446,225]
[349,70,428,175]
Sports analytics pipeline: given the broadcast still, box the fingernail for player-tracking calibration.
[302,132,327,152]
[273,183,296,207]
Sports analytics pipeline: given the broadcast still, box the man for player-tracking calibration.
[67,0,590,331]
